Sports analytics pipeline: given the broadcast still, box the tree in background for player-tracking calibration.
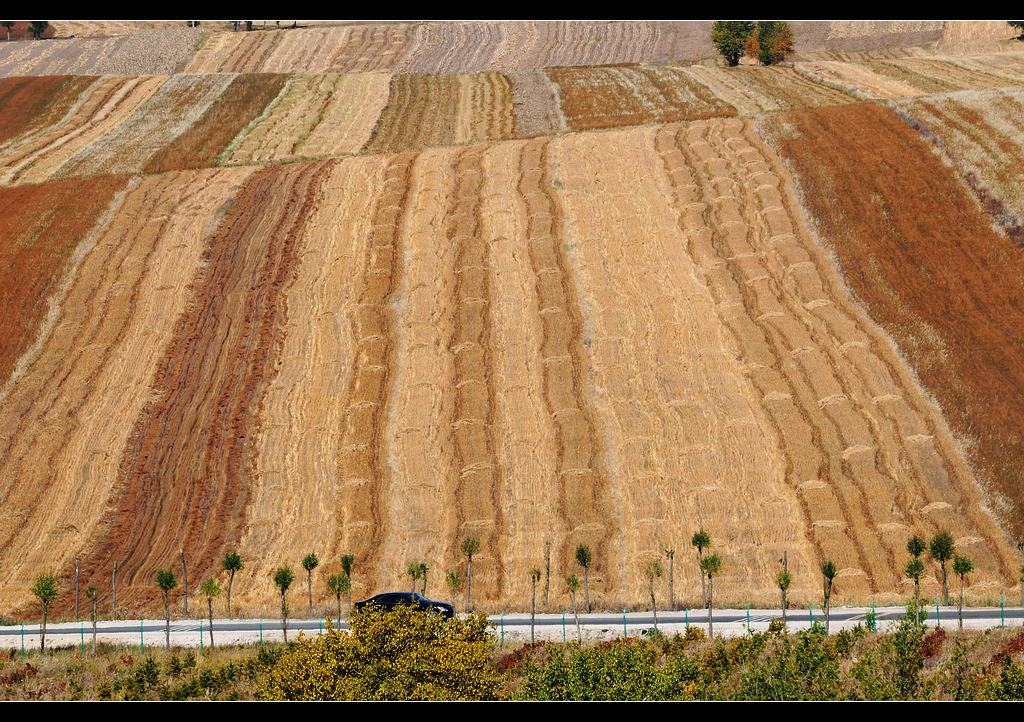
[199,578,221,649]
[776,558,792,628]
[30,572,58,653]
[1010,22,1024,40]
[929,530,956,606]
[953,554,974,631]
[461,537,480,613]
[408,562,423,594]
[566,575,583,644]
[575,545,593,613]
[756,21,794,65]
[700,553,722,640]
[907,535,927,617]
[223,551,244,620]
[644,560,663,632]
[711,21,755,66]
[327,573,348,627]
[341,554,355,610]
[85,585,98,655]
[274,565,295,643]
[529,568,542,643]
[821,560,837,635]
[419,563,429,595]
[28,22,49,40]
[664,548,675,610]
[2,22,13,41]
[155,568,177,651]
[692,529,711,608]
[302,552,320,618]
[446,570,462,610]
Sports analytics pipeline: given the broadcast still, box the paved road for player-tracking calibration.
[3,605,1023,649]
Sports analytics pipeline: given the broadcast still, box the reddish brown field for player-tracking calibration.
[760,102,1024,540]
[143,73,288,172]
[0,76,93,146]
[546,65,736,130]
[75,162,334,613]
[0,177,127,386]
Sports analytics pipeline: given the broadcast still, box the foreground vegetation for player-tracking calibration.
[4,606,1024,700]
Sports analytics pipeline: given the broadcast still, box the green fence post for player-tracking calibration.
[622,609,627,637]
[501,613,505,646]
[319,618,323,637]
[80,623,85,655]
[747,605,751,634]
[259,619,263,646]
[809,603,813,625]
[21,622,24,658]
[871,602,876,632]
[685,607,688,627]
[140,621,144,653]
[1002,596,1005,627]
[936,600,940,628]
[200,620,203,652]
[562,612,566,642]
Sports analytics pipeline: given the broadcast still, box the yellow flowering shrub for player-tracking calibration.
[256,606,503,700]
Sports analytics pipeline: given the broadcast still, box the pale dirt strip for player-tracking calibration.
[225,73,390,165]
[51,73,235,178]
[795,61,925,99]
[0,168,253,611]
[0,75,166,186]
[236,156,389,611]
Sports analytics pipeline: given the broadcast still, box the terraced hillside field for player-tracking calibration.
[2,21,1024,621]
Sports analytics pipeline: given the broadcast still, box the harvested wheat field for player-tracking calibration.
[896,87,1024,242]
[759,101,1024,548]
[0,168,253,610]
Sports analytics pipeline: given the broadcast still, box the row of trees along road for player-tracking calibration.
[20,526,983,653]
[1,22,49,41]
[711,21,794,66]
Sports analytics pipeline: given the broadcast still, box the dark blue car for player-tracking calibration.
[354,592,455,620]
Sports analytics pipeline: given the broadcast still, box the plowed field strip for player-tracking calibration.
[53,74,234,178]
[236,156,387,610]
[761,102,1024,572]
[143,73,288,172]
[0,76,90,147]
[363,74,460,153]
[796,61,924,99]
[516,138,615,592]
[443,145,506,600]
[0,169,252,612]
[0,76,165,186]
[332,151,416,584]
[455,72,515,145]
[79,161,331,610]
[507,70,566,137]
[298,73,392,157]
[0,177,127,388]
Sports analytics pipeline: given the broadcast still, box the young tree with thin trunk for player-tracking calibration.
[86,585,97,655]
[645,560,663,632]
[199,578,220,650]
[529,568,542,643]
[420,563,428,595]
[180,548,188,616]
[30,572,58,653]
[821,560,837,635]
[692,529,711,608]
[302,552,319,618]
[1,22,14,41]
[664,548,675,610]
[1018,541,1024,609]
[544,541,551,609]
[566,575,583,644]
[274,565,295,643]
[461,537,480,613]
[408,561,423,594]
[112,561,117,621]
[341,554,355,610]
[74,559,79,621]
[446,570,462,610]
[953,554,973,632]
[575,545,593,613]
[156,568,177,651]
[930,530,956,606]
[905,558,925,623]
[223,551,243,620]
[700,553,722,640]
[327,573,348,627]
[777,562,792,628]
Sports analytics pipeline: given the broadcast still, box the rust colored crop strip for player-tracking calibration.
[333,151,416,584]
[444,145,506,600]
[767,102,1024,564]
[0,76,89,146]
[144,73,288,173]
[0,177,128,387]
[226,31,282,73]
[363,74,459,154]
[79,161,334,610]
[518,137,616,589]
